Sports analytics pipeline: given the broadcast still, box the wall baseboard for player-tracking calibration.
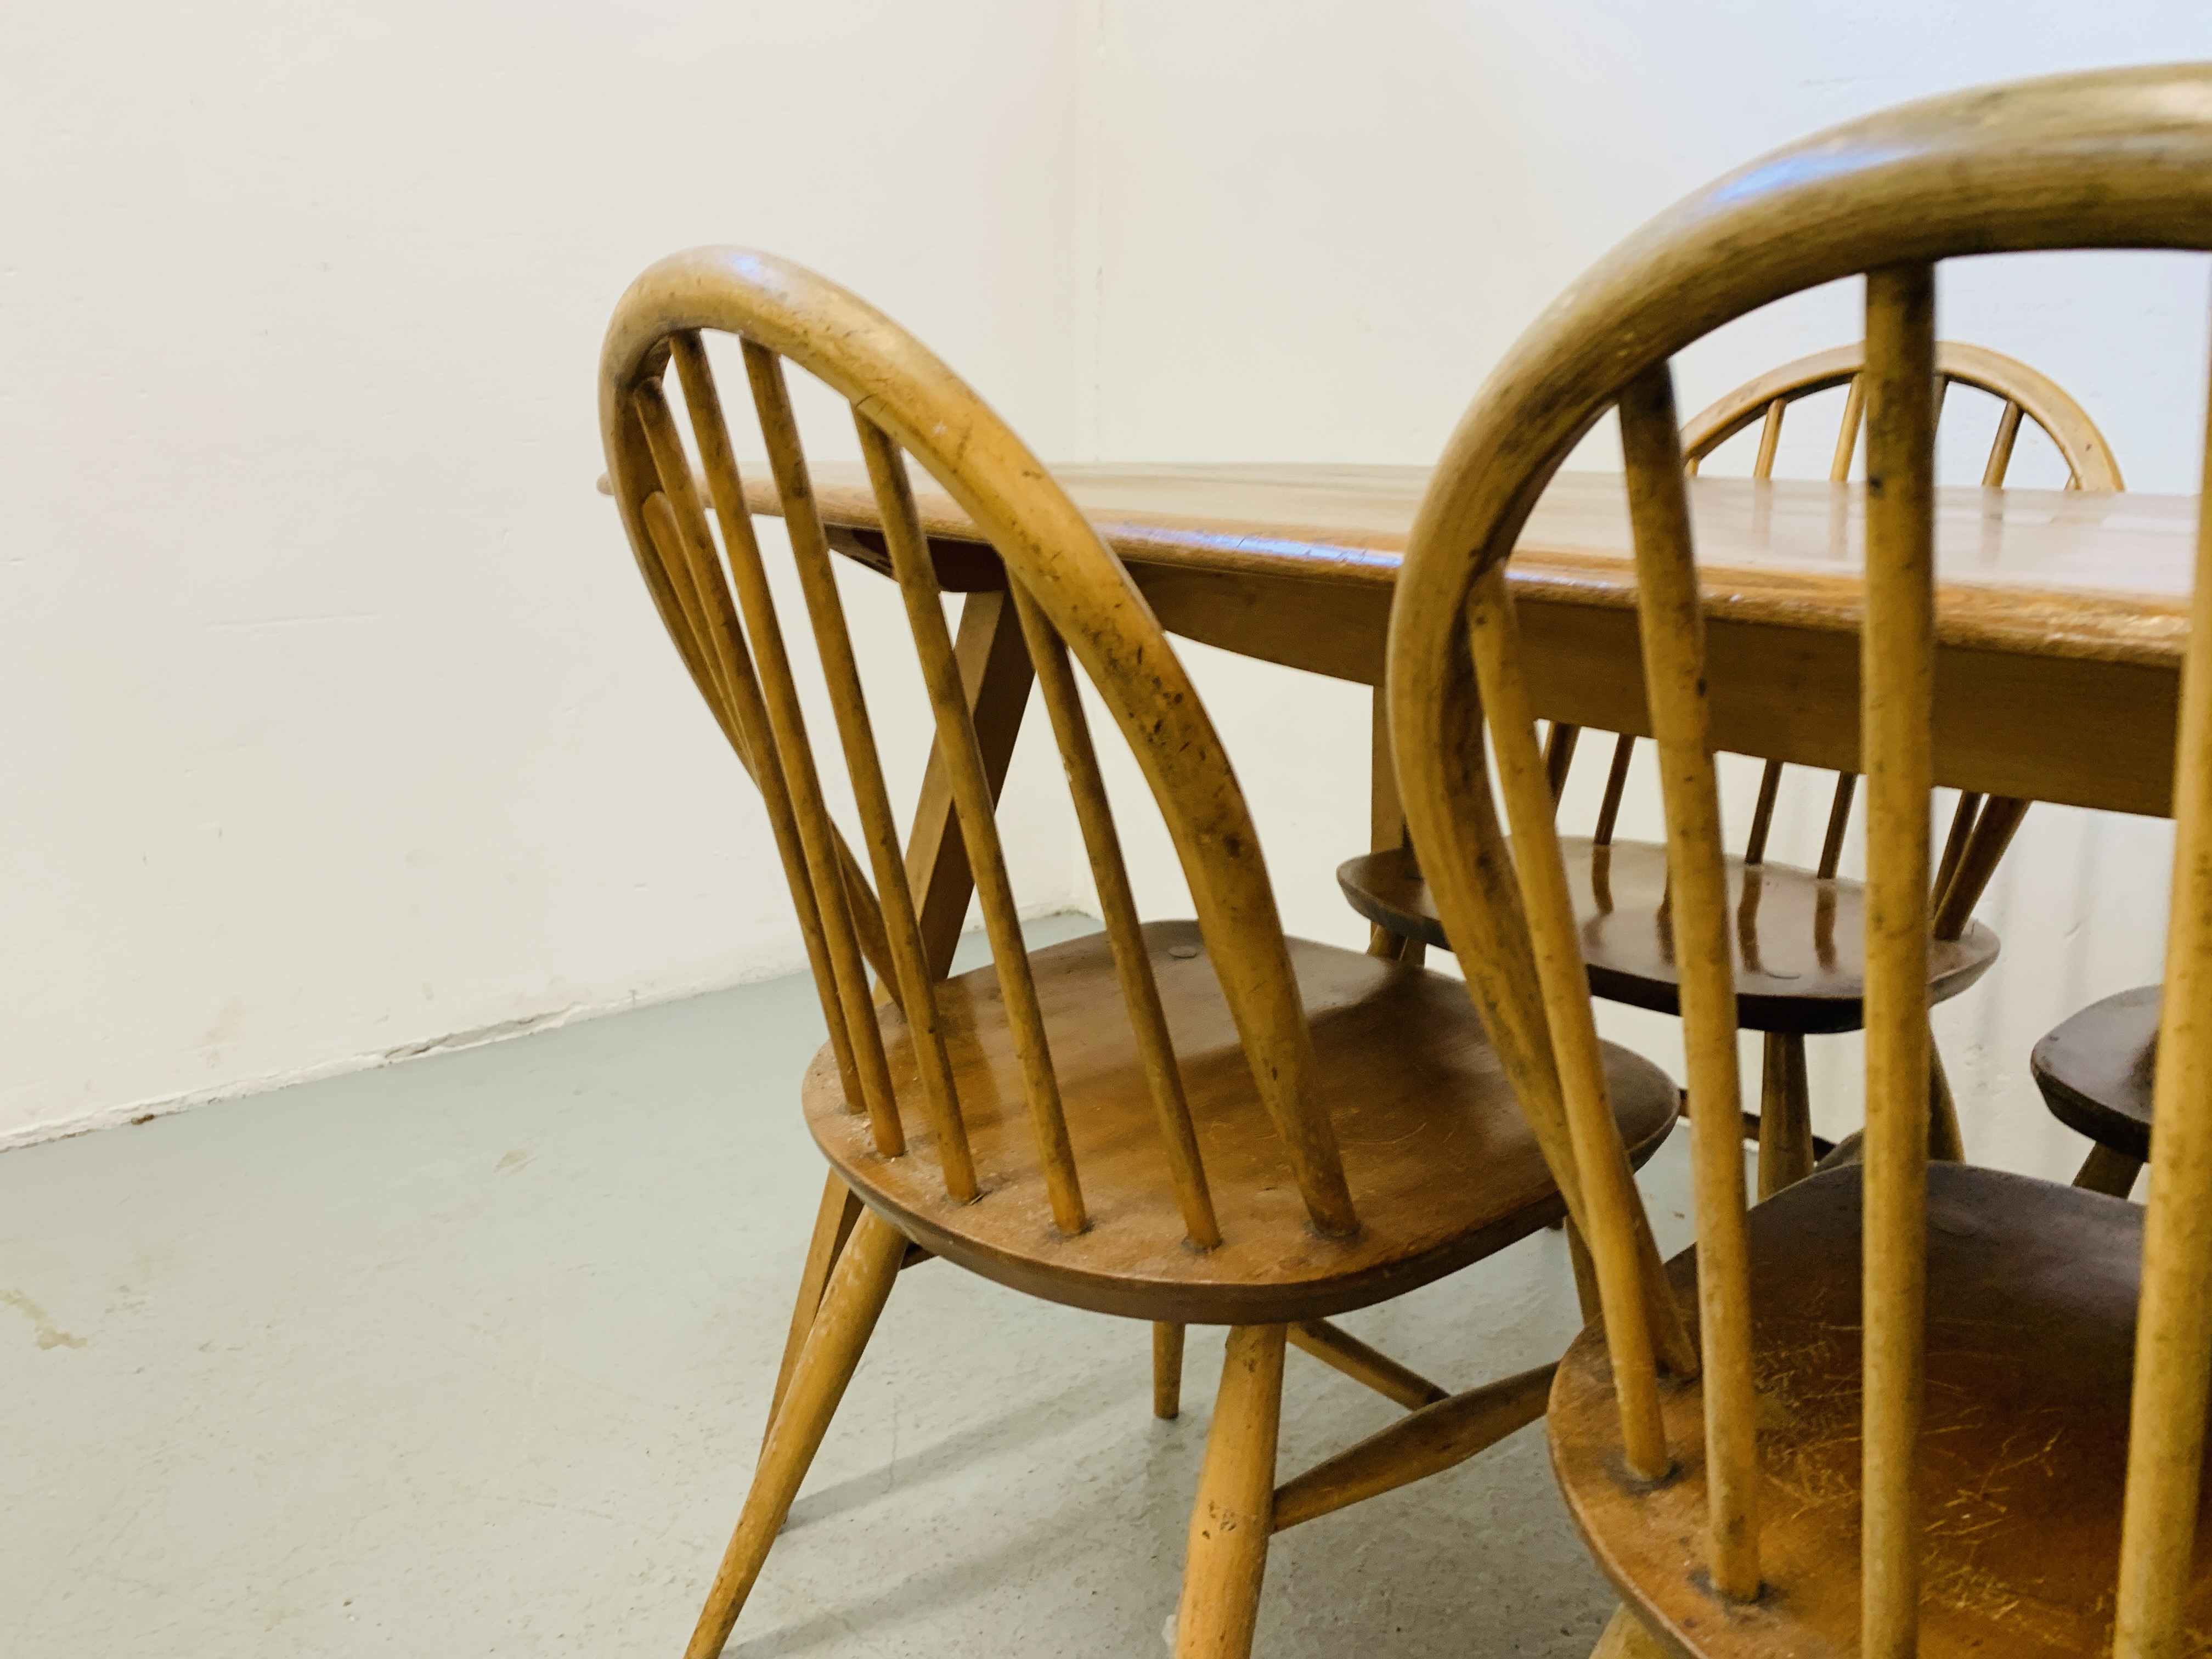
[2,905,1093,1157]
[0,972,748,1157]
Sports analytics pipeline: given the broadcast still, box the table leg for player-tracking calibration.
[903,586,1036,979]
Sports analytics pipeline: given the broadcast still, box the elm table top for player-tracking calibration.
[663,462,2198,817]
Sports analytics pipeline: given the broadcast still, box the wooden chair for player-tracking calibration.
[1387,64,2212,1659]
[1681,338,2124,491]
[599,249,1689,1658]
[2032,983,2160,1197]
[1343,341,2121,1198]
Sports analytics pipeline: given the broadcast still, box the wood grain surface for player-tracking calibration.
[1550,1165,2172,1659]
[687,460,2191,817]
[805,921,1681,1327]
[1338,837,1999,1034]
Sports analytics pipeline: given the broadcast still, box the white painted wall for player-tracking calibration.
[13,0,2211,1182]
[1068,1,2212,1183]
[1,0,1085,1145]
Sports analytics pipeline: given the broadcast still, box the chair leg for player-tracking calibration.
[1154,1323,1187,1419]
[686,1207,907,1659]
[2074,1142,2145,1199]
[1589,1603,1669,1658]
[1565,1216,1602,1324]
[1756,1031,1815,1199]
[766,1171,863,1442]
[1173,1324,1285,1659]
[1928,1033,1966,1162]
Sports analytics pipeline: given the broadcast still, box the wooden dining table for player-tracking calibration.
[613,460,2198,949]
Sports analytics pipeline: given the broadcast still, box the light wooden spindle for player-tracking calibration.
[620,424,897,997]
[2113,324,2212,1659]
[1617,362,1762,1600]
[633,387,862,1106]
[676,341,977,1200]
[620,387,899,998]
[852,415,1087,1236]
[633,394,906,1158]
[1742,759,1785,866]
[1831,375,1867,481]
[1752,397,1786,478]
[1408,633,1699,1378]
[1006,578,1220,1248]
[635,496,742,788]
[1983,398,2025,487]
[626,476,866,1113]
[1860,261,1938,1659]
[1465,566,1671,1482]
[633,385,889,1119]
[1817,771,1858,879]
[645,481,869,1101]
[1592,732,1636,848]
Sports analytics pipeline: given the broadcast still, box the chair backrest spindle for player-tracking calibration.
[2115,335,2212,1653]
[1619,365,1763,1596]
[1467,567,1674,1480]
[1007,580,1221,1248]
[676,339,974,1195]
[630,488,863,1114]
[854,411,1084,1232]
[1815,771,1858,880]
[1831,374,1868,479]
[1752,397,1786,477]
[631,383,907,1158]
[1857,260,1940,1658]
[1592,732,1637,848]
[1984,398,2025,485]
[1741,759,1785,866]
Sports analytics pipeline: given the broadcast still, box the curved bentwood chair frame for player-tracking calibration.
[600,251,1683,1657]
[1391,64,2212,1659]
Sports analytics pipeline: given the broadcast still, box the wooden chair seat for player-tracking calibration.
[806,921,1681,1326]
[1552,1163,2174,1659]
[2032,983,2159,1177]
[1339,838,2000,1035]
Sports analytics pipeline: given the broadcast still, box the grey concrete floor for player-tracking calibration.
[2,916,1702,1657]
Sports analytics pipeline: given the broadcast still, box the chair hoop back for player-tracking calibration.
[1391,63,2212,1657]
[1681,338,2125,489]
[600,250,1354,1243]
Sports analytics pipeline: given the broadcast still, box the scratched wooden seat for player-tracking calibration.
[599,250,1685,1659]
[2032,983,2161,1198]
[1389,64,2212,1659]
[1345,341,2120,1200]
